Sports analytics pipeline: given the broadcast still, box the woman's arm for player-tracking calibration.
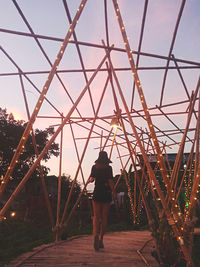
[109,179,117,203]
[88,165,96,183]
[108,179,115,192]
[88,177,95,183]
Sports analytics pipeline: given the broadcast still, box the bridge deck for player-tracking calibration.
[7,231,159,267]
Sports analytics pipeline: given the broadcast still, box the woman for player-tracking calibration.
[88,151,115,251]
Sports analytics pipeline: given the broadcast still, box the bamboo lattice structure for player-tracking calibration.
[0,1,199,266]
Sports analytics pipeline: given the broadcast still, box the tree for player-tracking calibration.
[0,107,59,181]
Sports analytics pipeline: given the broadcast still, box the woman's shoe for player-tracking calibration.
[99,239,104,248]
[94,235,99,251]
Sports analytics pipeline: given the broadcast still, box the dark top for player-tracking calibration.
[90,164,113,203]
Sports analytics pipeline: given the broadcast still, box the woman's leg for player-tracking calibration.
[92,201,101,235]
[92,201,101,250]
[99,202,110,240]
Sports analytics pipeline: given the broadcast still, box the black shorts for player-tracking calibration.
[92,188,112,203]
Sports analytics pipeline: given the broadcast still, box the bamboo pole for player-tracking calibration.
[184,154,195,220]
[105,36,192,264]
[13,0,84,120]
[102,128,113,151]
[19,73,55,226]
[62,0,96,116]
[0,50,111,218]
[114,155,131,191]
[56,116,64,241]
[109,127,118,159]
[0,0,88,198]
[115,142,135,224]
[1,29,199,66]
[69,122,86,186]
[176,142,195,203]
[136,134,151,223]
[187,86,200,218]
[131,0,149,111]
[159,0,186,106]
[100,130,103,151]
[111,2,170,190]
[69,121,93,217]
[61,179,90,231]
[110,5,188,233]
[60,74,110,226]
[119,118,153,227]
[172,80,200,194]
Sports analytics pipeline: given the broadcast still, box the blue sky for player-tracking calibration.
[0,0,199,188]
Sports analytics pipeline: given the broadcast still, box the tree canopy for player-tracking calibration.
[0,108,59,180]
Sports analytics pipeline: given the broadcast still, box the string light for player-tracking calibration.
[10,211,16,217]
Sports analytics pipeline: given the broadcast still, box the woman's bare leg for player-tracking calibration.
[99,203,110,240]
[92,201,102,250]
[92,201,101,236]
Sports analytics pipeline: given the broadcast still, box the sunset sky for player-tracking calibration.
[0,0,199,188]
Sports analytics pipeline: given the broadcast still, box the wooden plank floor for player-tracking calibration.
[7,231,159,267]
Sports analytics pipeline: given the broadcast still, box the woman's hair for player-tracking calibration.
[95,151,112,164]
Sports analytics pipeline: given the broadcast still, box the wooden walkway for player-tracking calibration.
[7,231,159,267]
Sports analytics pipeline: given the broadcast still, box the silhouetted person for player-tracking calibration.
[88,151,116,251]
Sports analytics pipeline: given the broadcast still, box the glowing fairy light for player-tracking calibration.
[10,211,16,217]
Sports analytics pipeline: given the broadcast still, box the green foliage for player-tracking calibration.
[156,215,179,265]
[0,219,54,266]
[59,174,81,213]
